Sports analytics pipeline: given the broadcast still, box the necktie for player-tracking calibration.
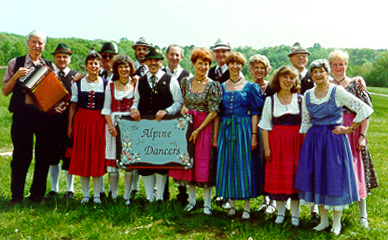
[151,75,158,93]
[217,67,222,82]
[59,71,65,82]
[140,66,146,76]
[299,74,302,81]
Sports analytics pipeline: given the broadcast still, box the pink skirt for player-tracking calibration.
[170,111,212,183]
[343,113,366,198]
[69,108,106,177]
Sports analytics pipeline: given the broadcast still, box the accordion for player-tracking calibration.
[19,65,71,115]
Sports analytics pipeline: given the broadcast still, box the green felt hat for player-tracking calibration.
[52,43,73,55]
[144,46,164,60]
[100,42,118,54]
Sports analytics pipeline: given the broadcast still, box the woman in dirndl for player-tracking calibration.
[329,49,378,228]
[294,59,373,236]
[101,55,136,205]
[68,52,108,204]
[259,66,303,226]
[214,52,263,220]
[169,48,222,215]
[248,54,277,215]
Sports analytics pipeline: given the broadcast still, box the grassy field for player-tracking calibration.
[0,68,387,239]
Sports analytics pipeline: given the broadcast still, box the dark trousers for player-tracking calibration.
[10,107,54,201]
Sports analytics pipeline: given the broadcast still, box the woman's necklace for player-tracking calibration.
[87,76,98,83]
[333,77,345,85]
[119,79,130,86]
[230,77,242,85]
[278,93,292,103]
[315,85,330,98]
[194,76,207,84]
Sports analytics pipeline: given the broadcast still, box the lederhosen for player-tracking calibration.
[9,55,55,202]
[137,73,174,176]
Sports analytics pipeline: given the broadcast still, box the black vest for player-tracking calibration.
[163,68,191,84]
[9,56,53,113]
[138,74,173,116]
[61,69,78,94]
[208,66,229,83]
[300,70,314,95]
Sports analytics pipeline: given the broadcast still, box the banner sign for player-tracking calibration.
[116,115,193,170]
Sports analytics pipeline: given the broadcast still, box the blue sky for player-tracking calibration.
[1,0,386,50]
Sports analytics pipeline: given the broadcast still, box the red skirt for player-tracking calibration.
[264,125,303,195]
[69,108,106,177]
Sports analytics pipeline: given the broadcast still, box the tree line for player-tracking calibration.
[1,32,387,87]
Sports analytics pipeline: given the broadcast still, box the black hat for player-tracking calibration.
[100,42,118,54]
[144,46,164,60]
[52,43,73,55]
[132,37,151,50]
[288,42,311,57]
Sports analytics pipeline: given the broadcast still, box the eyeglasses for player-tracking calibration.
[102,54,114,59]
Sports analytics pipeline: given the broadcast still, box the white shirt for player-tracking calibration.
[259,93,301,130]
[131,70,183,115]
[300,84,374,133]
[165,65,193,79]
[56,66,71,77]
[215,64,228,75]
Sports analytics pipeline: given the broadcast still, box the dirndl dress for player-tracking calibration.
[69,77,107,177]
[295,85,361,209]
[259,94,303,201]
[216,81,263,200]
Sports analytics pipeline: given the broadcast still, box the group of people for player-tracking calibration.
[2,30,379,236]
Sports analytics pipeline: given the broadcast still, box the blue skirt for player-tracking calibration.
[294,125,359,208]
[216,114,259,200]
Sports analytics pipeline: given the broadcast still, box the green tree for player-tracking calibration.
[366,52,388,87]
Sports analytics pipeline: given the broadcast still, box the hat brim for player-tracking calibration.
[132,44,150,50]
[52,50,73,55]
[288,51,311,57]
[212,46,231,51]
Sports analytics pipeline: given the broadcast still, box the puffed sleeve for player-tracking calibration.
[101,82,113,115]
[258,97,273,130]
[248,82,264,116]
[180,77,189,98]
[300,90,312,133]
[207,80,222,112]
[335,85,374,123]
[70,81,79,103]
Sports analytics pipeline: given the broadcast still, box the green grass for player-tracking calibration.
[0,67,387,239]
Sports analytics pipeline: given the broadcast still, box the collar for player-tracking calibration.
[166,64,182,75]
[216,64,228,74]
[25,54,45,66]
[146,69,165,81]
[300,68,308,78]
[57,66,71,76]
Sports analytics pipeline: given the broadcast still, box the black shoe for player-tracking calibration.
[64,191,75,200]
[100,192,107,199]
[29,195,44,203]
[46,190,58,198]
[130,190,139,198]
[11,198,22,205]
[311,212,320,223]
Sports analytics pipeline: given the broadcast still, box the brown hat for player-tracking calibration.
[288,42,311,57]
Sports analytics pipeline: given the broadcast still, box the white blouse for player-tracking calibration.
[300,84,374,133]
[70,76,105,102]
[101,82,135,115]
[259,93,301,131]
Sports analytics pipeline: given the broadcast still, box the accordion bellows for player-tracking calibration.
[19,65,71,115]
